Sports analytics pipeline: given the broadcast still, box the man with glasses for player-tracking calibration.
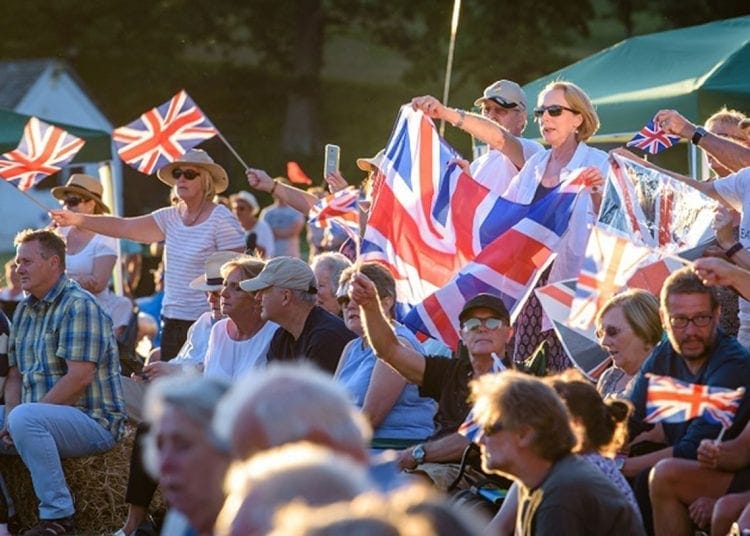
[240,256,355,374]
[471,371,643,535]
[411,80,543,195]
[350,272,513,491]
[623,267,750,532]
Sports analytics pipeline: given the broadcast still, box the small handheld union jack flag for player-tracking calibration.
[627,119,681,154]
[645,373,746,429]
[113,90,217,175]
[308,186,360,235]
[0,117,85,191]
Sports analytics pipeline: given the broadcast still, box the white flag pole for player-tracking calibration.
[439,0,462,137]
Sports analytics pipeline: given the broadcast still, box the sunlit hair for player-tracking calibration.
[661,267,718,312]
[471,370,575,461]
[705,107,747,140]
[215,442,372,536]
[595,289,662,347]
[547,370,632,456]
[339,262,397,318]
[539,80,599,141]
[212,363,371,459]
[312,252,352,292]
[14,228,66,271]
[221,255,265,281]
[142,373,230,478]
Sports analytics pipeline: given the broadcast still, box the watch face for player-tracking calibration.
[412,445,425,463]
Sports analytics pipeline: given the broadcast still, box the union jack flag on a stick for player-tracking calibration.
[645,373,746,429]
[626,119,681,155]
[113,90,217,175]
[308,186,360,235]
[0,117,85,191]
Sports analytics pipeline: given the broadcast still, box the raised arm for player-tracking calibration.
[50,210,164,244]
[349,272,426,385]
[246,168,319,215]
[655,109,750,173]
[362,358,408,428]
[411,95,526,169]
[693,257,750,300]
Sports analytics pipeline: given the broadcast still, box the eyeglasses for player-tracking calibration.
[669,314,713,329]
[171,168,201,181]
[482,420,505,437]
[596,325,622,339]
[62,196,82,208]
[462,317,505,332]
[533,104,578,118]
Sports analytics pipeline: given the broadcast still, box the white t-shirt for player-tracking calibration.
[172,311,216,367]
[470,138,544,195]
[249,218,275,258]
[713,168,750,329]
[62,230,132,328]
[151,204,245,321]
[259,204,305,258]
[202,318,278,381]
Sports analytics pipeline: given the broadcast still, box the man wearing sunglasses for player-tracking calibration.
[349,272,513,491]
[622,268,750,532]
[411,80,543,195]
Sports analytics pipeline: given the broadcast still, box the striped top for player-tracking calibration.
[152,204,244,320]
[9,275,126,439]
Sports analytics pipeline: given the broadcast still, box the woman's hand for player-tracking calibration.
[49,209,84,228]
[246,168,275,193]
[653,109,695,139]
[578,166,605,194]
[324,171,348,193]
[712,206,738,249]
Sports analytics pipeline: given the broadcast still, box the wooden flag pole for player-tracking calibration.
[217,132,250,170]
[439,0,462,137]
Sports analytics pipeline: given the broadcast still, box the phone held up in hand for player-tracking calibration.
[324,144,340,177]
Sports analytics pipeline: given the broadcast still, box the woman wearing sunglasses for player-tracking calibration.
[50,149,245,360]
[504,81,609,371]
[334,262,436,448]
[594,289,663,399]
[51,174,134,337]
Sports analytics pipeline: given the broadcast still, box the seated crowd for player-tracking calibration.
[0,78,749,536]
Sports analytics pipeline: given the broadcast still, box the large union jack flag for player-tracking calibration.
[113,90,217,175]
[0,117,85,191]
[645,373,746,429]
[626,119,681,155]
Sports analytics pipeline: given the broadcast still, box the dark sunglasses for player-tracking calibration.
[596,325,622,339]
[462,317,505,332]
[533,104,578,118]
[62,196,83,208]
[482,420,505,437]
[171,168,201,181]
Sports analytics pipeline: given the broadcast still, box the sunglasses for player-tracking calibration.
[62,196,83,208]
[171,168,201,181]
[485,97,519,110]
[669,314,713,329]
[462,317,505,332]
[482,420,505,437]
[596,325,622,339]
[533,104,578,118]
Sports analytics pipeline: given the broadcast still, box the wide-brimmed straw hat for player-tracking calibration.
[157,149,229,194]
[189,251,243,292]
[356,149,386,172]
[51,174,110,214]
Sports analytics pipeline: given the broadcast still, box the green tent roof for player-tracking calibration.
[0,108,111,163]
[523,16,750,141]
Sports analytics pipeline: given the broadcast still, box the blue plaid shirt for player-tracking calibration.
[9,274,126,440]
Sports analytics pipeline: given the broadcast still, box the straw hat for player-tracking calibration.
[157,149,229,194]
[51,174,110,214]
[356,150,385,172]
[189,251,243,292]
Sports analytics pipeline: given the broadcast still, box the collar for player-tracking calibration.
[28,274,68,308]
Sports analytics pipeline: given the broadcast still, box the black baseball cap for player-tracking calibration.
[458,293,510,324]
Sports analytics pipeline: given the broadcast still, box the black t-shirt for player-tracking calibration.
[420,353,474,440]
[267,305,356,374]
[0,310,10,377]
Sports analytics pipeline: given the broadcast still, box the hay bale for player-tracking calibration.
[0,425,165,533]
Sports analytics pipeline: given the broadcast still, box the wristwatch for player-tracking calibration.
[411,443,426,465]
[726,242,744,259]
[691,126,707,146]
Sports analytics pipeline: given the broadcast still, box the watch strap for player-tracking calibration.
[726,242,744,259]
[691,126,707,146]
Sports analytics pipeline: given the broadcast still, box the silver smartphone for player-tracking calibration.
[324,144,340,177]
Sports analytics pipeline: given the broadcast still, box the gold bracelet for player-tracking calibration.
[270,179,278,195]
